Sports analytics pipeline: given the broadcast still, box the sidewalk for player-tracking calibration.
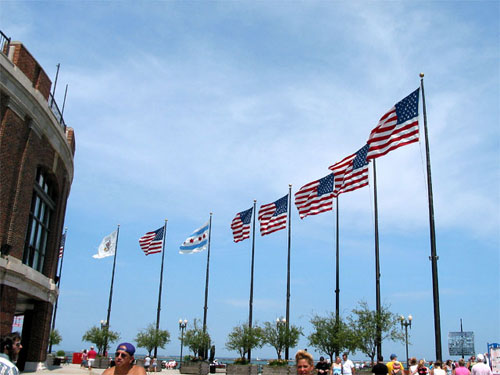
[23,364,181,375]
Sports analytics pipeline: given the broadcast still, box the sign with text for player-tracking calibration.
[448,331,475,356]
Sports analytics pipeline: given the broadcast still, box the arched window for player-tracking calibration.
[23,168,55,273]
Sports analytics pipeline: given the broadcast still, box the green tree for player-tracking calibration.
[308,313,358,363]
[183,319,211,360]
[82,326,120,355]
[135,324,171,356]
[225,323,264,361]
[262,321,302,360]
[348,301,405,364]
[49,329,62,348]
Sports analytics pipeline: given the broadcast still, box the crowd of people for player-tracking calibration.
[305,352,494,375]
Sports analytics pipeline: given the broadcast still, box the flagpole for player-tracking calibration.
[103,224,120,357]
[154,219,168,358]
[420,73,442,361]
[48,227,67,354]
[335,197,340,357]
[285,184,292,361]
[247,201,257,362]
[202,213,213,359]
[373,160,382,359]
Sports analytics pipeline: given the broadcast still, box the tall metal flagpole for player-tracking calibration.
[335,197,340,357]
[154,220,168,358]
[373,160,382,359]
[103,224,120,357]
[420,73,442,361]
[48,227,67,353]
[202,213,213,359]
[248,201,257,362]
[285,185,292,361]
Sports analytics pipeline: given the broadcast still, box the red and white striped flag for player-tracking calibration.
[258,195,288,236]
[139,226,164,255]
[329,144,369,195]
[231,207,253,242]
[367,88,420,160]
[295,174,336,219]
[58,232,66,258]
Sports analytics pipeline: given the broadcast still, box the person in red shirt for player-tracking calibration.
[87,346,97,370]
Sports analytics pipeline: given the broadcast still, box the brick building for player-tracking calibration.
[0,32,75,371]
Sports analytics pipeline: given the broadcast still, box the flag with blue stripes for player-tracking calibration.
[179,222,210,254]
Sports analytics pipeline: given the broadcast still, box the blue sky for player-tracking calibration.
[2,1,499,362]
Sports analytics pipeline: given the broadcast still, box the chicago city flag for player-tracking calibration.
[179,222,210,254]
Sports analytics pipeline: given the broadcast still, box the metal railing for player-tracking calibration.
[49,93,67,132]
[0,30,11,56]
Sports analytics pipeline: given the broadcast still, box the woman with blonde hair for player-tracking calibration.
[417,360,429,375]
[295,350,314,375]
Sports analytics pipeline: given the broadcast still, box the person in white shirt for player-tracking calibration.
[342,353,355,375]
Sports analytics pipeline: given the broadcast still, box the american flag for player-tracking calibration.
[58,232,66,258]
[139,226,164,255]
[295,173,336,219]
[329,144,370,195]
[258,194,288,236]
[231,207,253,242]
[367,88,420,160]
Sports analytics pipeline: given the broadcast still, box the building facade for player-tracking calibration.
[0,33,75,371]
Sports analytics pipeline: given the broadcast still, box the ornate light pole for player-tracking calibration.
[179,319,188,369]
[276,317,286,360]
[400,315,412,370]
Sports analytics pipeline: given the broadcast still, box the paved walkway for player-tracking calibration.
[23,364,181,375]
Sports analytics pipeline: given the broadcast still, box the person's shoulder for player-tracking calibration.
[102,367,115,375]
[132,364,147,375]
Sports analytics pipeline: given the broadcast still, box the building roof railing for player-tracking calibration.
[0,30,11,56]
[1,29,67,133]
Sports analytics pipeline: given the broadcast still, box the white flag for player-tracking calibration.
[93,230,118,259]
[179,222,209,254]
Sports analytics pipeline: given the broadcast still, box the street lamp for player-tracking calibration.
[179,319,188,369]
[100,320,108,356]
[276,318,286,360]
[400,315,412,370]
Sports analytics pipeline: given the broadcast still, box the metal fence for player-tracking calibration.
[1,30,11,56]
[49,93,67,132]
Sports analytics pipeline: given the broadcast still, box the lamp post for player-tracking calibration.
[100,320,108,356]
[179,319,188,369]
[400,315,412,370]
[276,317,286,360]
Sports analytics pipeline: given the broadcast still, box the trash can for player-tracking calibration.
[210,363,216,374]
[73,352,83,364]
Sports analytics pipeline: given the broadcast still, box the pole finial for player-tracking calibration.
[289,184,292,188]
[117,224,120,227]
[253,199,257,203]
[210,212,213,216]
[419,72,425,78]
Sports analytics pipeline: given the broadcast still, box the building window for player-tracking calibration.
[23,168,55,273]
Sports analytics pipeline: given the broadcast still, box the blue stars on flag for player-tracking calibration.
[273,195,288,216]
[239,208,253,224]
[317,174,334,196]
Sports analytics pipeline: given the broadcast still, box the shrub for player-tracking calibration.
[268,359,288,366]
[56,350,65,357]
[233,357,250,365]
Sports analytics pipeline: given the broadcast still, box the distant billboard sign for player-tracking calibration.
[448,331,475,356]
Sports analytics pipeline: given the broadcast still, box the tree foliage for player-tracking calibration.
[82,326,120,355]
[225,323,264,360]
[348,301,405,364]
[183,319,211,360]
[135,324,171,356]
[49,329,62,348]
[308,313,358,363]
[262,321,302,360]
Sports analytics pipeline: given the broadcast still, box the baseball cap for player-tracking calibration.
[476,354,484,362]
[390,354,397,360]
[116,343,135,356]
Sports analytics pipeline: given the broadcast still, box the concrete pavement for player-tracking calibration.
[23,364,181,375]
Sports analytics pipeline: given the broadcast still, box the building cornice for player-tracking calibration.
[0,53,74,183]
[0,256,58,305]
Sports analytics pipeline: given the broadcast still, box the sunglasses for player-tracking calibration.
[115,352,130,359]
